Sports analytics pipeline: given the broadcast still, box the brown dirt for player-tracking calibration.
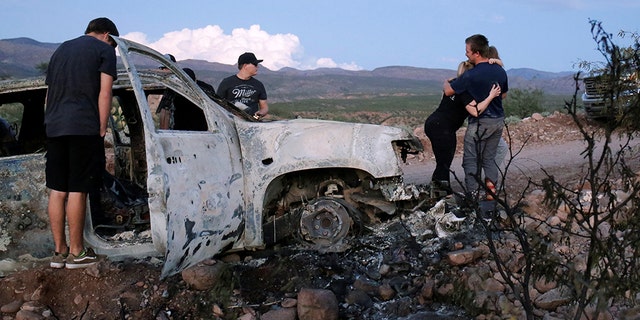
[1,112,636,319]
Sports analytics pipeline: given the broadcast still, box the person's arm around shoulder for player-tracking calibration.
[488,58,504,67]
[466,83,501,117]
[99,72,114,137]
[490,60,508,99]
[443,79,456,96]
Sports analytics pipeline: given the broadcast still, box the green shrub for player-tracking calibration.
[503,88,545,118]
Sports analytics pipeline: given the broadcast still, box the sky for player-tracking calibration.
[0,0,638,73]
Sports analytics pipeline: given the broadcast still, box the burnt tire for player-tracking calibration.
[296,197,361,252]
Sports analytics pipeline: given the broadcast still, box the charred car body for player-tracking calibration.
[0,36,423,278]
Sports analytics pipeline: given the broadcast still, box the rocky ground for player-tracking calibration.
[2,112,639,320]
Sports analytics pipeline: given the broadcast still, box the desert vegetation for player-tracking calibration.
[269,92,572,130]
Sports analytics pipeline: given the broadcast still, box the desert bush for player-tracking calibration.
[504,88,545,118]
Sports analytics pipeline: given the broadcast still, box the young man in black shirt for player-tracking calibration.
[45,17,119,269]
[217,52,269,119]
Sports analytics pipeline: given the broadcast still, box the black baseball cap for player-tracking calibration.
[238,52,263,66]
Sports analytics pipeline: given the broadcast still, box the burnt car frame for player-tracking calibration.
[0,36,423,278]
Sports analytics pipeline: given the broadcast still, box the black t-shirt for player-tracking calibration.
[450,62,508,121]
[45,35,117,137]
[427,92,474,130]
[216,75,267,115]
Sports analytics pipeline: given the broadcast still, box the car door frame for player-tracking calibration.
[113,36,246,278]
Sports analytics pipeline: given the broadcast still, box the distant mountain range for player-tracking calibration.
[0,37,579,102]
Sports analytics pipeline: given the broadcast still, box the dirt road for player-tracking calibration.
[403,126,640,195]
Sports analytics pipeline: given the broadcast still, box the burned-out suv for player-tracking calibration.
[581,71,640,119]
[0,36,423,278]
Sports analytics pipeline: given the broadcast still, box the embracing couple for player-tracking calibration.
[424,34,509,206]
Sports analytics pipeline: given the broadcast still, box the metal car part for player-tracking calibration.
[298,197,353,249]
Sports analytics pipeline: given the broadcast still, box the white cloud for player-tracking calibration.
[121,31,150,44]
[121,24,361,71]
[311,58,361,71]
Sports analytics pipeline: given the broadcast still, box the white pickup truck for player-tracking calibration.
[581,71,639,120]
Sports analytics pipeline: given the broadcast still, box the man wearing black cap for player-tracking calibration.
[217,52,269,119]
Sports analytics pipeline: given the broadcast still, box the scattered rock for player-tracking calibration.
[19,301,44,313]
[352,278,378,295]
[534,277,557,293]
[261,307,296,320]
[0,299,22,313]
[446,247,483,266]
[534,287,572,311]
[297,288,338,320]
[83,261,107,278]
[378,283,395,301]
[531,113,545,121]
[181,260,229,290]
[73,294,83,305]
[345,289,373,307]
[617,307,640,320]
[419,278,435,301]
[15,309,44,320]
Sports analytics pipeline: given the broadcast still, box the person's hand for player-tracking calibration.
[490,83,501,97]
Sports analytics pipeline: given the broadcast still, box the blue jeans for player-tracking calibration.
[462,117,504,191]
